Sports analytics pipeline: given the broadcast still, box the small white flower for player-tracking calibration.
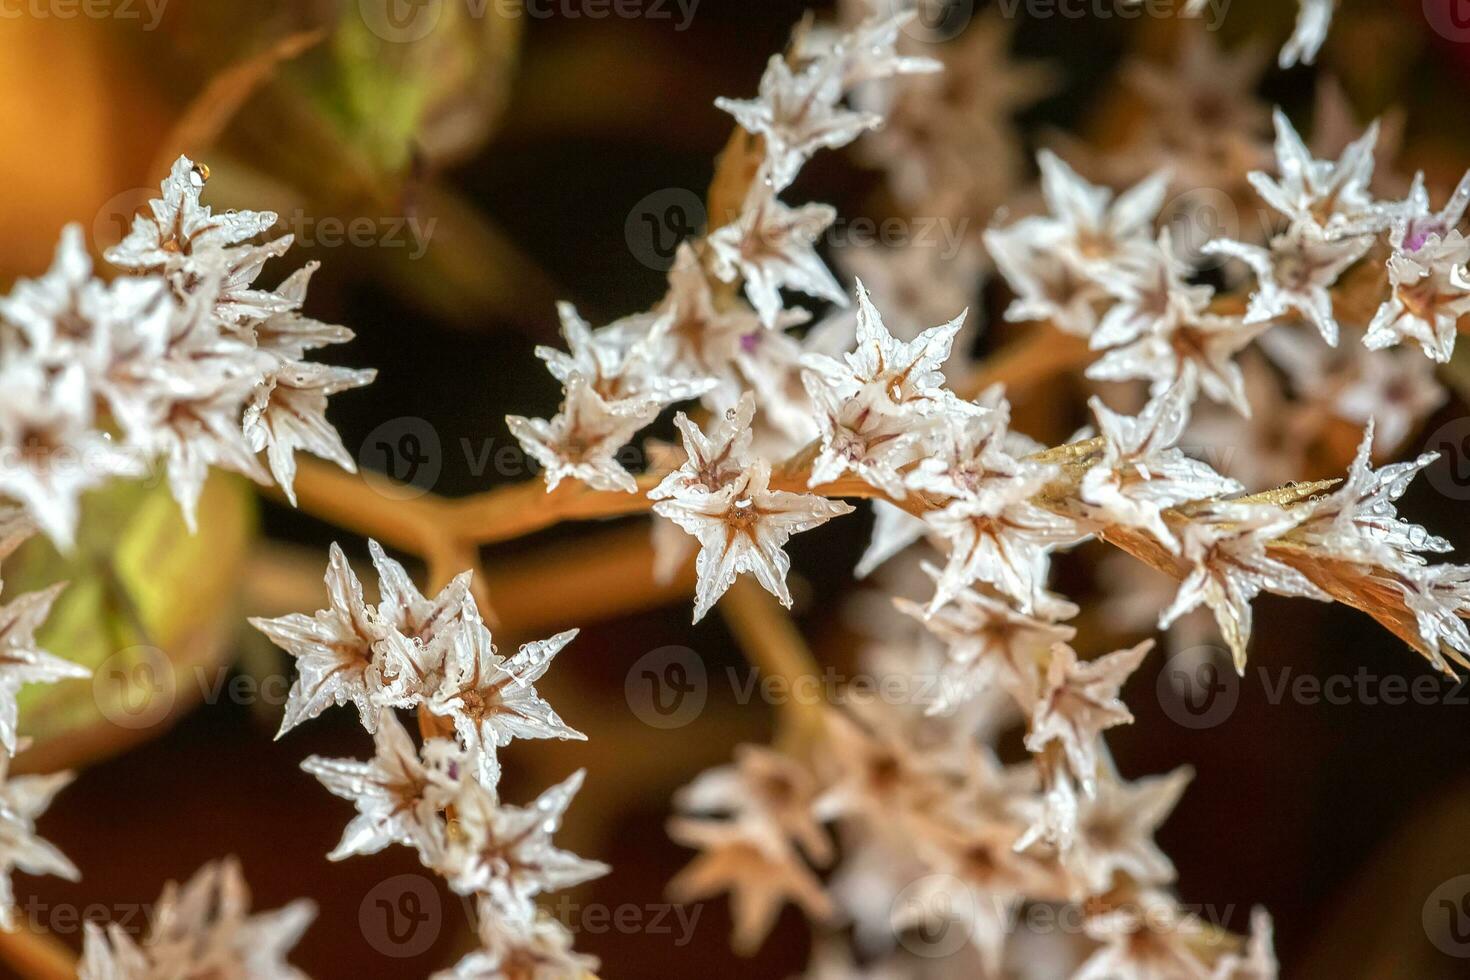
[1366,231,1470,362]
[508,372,658,493]
[1204,225,1371,346]
[654,456,853,623]
[925,474,1086,615]
[803,377,929,500]
[1082,384,1243,552]
[0,583,90,756]
[439,770,610,916]
[1067,767,1192,895]
[896,563,1077,713]
[1248,108,1379,234]
[537,302,714,413]
[716,54,880,191]
[649,392,756,501]
[78,858,315,980]
[0,359,145,548]
[707,178,845,328]
[1093,230,1213,350]
[0,753,78,931]
[249,543,396,737]
[244,361,375,506]
[986,220,1107,338]
[427,604,584,786]
[1032,150,1171,279]
[1075,891,1216,980]
[432,901,599,980]
[105,157,278,274]
[1088,307,1267,416]
[801,279,972,419]
[1161,502,1331,672]
[1025,641,1152,797]
[300,710,463,861]
[1288,421,1448,566]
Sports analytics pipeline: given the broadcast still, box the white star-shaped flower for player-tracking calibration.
[1366,232,1470,362]
[985,220,1107,338]
[800,10,943,88]
[1088,307,1267,416]
[1093,230,1213,350]
[925,460,1086,614]
[508,372,658,493]
[708,178,845,328]
[0,753,78,931]
[1248,108,1379,234]
[1034,150,1171,278]
[426,604,583,786]
[432,901,599,980]
[896,563,1077,712]
[715,54,880,191]
[655,457,853,622]
[249,542,394,737]
[1075,892,1216,980]
[1204,225,1371,346]
[79,858,315,980]
[1162,502,1332,672]
[1025,641,1152,797]
[0,223,169,369]
[0,359,146,549]
[104,156,278,274]
[667,813,833,956]
[300,710,463,861]
[649,392,755,501]
[803,376,928,500]
[1399,563,1470,674]
[439,770,610,917]
[1081,384,1243,552]
[1067,766,1192,895]
[0,583,90,756]
[1385,169,1470,255]
[801,279,971,419]
[243,360,376,506]
[537,302,714,413]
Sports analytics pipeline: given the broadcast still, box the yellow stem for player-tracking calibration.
[718,579,827,752]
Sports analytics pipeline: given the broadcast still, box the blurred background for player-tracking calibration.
[5,0,1470,976]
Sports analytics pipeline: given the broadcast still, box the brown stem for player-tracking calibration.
[718,578,827,752]
[0,921,76,980]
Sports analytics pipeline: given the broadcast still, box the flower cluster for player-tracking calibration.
[0,157,374,546]
[251,541,605,976]
[80,858,316,980]
[494,6,1470,976]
